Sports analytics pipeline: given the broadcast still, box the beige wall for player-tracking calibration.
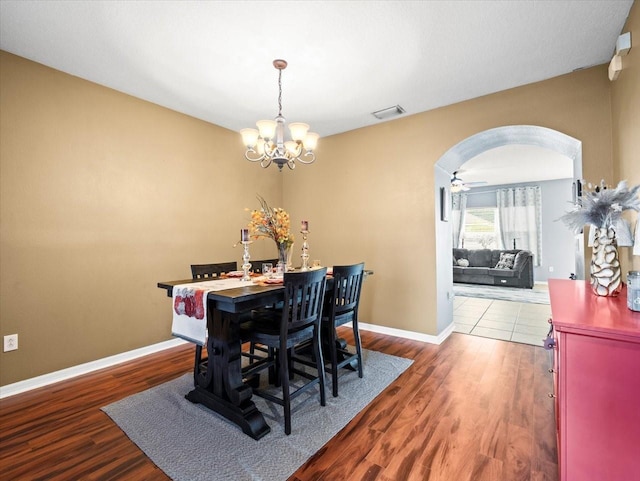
[0,40,626,386]
[612,1,640,275]
[285,66,614,337]
[0,52,282,385]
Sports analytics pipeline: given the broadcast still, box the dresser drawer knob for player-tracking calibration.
[548,368,556,373]
[548,393,556,398]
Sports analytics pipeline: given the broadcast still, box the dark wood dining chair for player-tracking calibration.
[189,261,238,380]
[240,268,328,435]
[322,263,365,397]
[191,261,238,279]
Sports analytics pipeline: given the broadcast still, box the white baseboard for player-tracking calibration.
[0,338,188,399]
[1,323,453,399]
[358,321,454,345]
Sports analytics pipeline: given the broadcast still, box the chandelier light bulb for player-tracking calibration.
[240,128,259,148]
[256,119,277,140]
[303,132,319,151]
[288,122,309,142]
[284,140,298,155]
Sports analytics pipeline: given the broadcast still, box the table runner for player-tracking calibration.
[171,278,255,345]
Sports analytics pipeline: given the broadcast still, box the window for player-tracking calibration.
[462,207,500,249]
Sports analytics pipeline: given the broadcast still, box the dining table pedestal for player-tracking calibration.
[186,307,270,440]
[158,279,285,440]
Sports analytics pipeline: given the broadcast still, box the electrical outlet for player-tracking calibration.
[3,334,18,352]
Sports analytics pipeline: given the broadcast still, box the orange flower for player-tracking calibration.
[248,195,295,247]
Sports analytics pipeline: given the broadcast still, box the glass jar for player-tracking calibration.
[628,271,640,312]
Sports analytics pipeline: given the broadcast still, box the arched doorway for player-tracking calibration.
[433,125,583,335]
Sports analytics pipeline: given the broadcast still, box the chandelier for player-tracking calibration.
[240,59,319,171]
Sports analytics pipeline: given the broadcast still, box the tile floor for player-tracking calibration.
[453,295,552,347]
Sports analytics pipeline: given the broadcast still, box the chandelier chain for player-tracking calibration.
[277,68,283,116]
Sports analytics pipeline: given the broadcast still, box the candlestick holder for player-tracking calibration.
[300,230,310,271]
[241,241,252,281]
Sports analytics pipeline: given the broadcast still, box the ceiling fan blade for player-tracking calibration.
[451,170,487,191]
[464,180,488,186]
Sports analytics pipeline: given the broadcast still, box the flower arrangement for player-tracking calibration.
[560,180,640,233]
[248,195,295,248]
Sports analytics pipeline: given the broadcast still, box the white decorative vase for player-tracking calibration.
[590,226,622,297]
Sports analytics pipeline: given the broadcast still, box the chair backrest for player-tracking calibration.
[191,261,238,279]
[252,259,280,273]
[281,268,328,335]
[326,263,365,326]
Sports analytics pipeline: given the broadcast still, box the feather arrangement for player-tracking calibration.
[560,180,640,233]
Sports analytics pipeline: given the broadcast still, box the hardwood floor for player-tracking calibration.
[0,331,558,481]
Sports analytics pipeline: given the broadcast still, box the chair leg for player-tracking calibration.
[314,326,326,406]
[329,324,339,397]
[270,347,280,387]
[353,319,364,379]
[287,348,294,380]
[280,347,292,435]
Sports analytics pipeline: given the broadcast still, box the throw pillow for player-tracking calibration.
[495,253,516,269]
[457,258,469,267]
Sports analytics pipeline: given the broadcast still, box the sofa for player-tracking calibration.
[453,248,534,289]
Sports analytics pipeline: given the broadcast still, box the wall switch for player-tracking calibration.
[3,334,18,352]
[549,266,554,272]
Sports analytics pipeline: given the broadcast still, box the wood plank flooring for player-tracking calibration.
[0,331,558,481]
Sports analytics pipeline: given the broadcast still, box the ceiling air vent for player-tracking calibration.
[372,105,405,120]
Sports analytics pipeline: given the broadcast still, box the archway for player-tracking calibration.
[433,125,583,335]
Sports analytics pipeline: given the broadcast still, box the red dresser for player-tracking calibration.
[549,279,640,481]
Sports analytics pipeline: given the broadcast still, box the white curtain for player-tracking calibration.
[451,193,467,248]
[496,186,542,266]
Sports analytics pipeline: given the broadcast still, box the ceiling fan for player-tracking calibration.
[450,170,487,192]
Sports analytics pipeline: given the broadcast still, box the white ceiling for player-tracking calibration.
[459,144,574,187]
[0,0,633,181]
[0,0,633,137]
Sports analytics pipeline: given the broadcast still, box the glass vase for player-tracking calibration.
[590,226,622,297]
[286,242,294,271]
[277,242,288,273]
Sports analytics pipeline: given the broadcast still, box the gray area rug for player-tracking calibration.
[453,282,550,304]
[102,349,412,481]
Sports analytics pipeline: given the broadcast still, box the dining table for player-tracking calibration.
[157,269,372,440]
